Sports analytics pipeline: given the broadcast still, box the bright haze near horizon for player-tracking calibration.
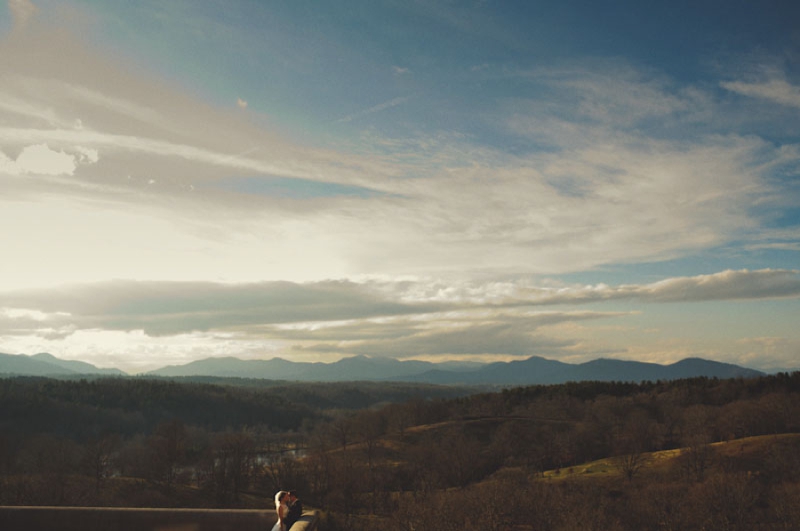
[1,0,799,374]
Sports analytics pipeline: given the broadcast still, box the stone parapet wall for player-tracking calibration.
[0,506,285,531]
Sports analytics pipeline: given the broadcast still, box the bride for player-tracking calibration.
[271,491,290,531]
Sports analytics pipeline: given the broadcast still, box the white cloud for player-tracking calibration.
[345,133,779,277]
[75,145,99,163]
[0,151,16,174]
[0,142,101,176]
[12,143,76,175]
[722,78,800,109]
[237,97,248,109]
[1,307,51,321]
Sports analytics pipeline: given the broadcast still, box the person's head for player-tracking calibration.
[275,490,288,508]
[287,491,298,502]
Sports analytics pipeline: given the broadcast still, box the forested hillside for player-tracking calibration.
[0,377,472,440]
[0,378,314,438]
[2,373,799,529]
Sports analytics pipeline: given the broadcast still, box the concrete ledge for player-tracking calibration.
[289,511,320,531]
[0,505,282,531]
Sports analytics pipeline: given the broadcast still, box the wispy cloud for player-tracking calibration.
[0,125,402,197]
[540,65,692,126]
[380,269,800,306]
[722,78,800,109]
[284,309,624,360]
[0,88,64,126]
[8,0,37,31]
[336,96,411,123]
[637,269,800,302]
[0,126,293,176]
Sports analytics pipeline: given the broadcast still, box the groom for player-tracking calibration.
[284,491,303,530]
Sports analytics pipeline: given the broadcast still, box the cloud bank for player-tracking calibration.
[1,269,798,371]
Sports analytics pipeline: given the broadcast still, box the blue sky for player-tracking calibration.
[0,0,798,373]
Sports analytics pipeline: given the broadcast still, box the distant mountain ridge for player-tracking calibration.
[0,352,125,377]
[146,353,764,385]
[1,351,766,384]
[148,355,471,381]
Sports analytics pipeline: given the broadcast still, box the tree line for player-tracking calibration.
[0,376,469,507]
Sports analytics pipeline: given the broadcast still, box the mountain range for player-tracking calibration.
[1,351,769,385]
[0,352,126,377]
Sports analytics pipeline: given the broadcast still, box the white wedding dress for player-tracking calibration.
[271,495,289,531]
[270,510,287,531]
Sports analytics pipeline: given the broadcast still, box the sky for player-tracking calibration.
[1,0,799,374]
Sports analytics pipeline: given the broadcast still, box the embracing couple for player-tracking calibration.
[272,490,303,531]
